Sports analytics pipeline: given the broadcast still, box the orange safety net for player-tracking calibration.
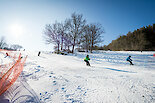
[0,49,27,96]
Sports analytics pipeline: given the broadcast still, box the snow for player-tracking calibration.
[1,51,155,103]
[0,76,41,103]
[0,52,13,65]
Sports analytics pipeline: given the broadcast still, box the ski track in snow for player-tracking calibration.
[13,51,155,103]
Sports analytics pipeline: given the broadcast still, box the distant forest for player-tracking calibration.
[103,24,155,51]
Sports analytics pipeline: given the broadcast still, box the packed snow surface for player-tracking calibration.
[2,51,155,103]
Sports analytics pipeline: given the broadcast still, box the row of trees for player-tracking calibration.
[44,12,104,53]
[105,24,155,51]
[0,36,23,51]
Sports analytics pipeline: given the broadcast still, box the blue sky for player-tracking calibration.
[0,0,154,51]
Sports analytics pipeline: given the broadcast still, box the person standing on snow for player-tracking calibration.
[38,51,41,56]
[84,55,90,66]
[4,52,9,58]
[126,56,134,65]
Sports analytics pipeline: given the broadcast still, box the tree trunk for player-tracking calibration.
[72,38,76,53]
[68,46,70,53]
[61,33,64,51]
[72,44,75,53]
[61,41,63,51]
[91,38,94,53]
[57,44,60,54]
[86,43,88,52]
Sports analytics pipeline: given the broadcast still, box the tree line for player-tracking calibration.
[43,12,104,53]
[0,36,23,51]
[104,24,155,51]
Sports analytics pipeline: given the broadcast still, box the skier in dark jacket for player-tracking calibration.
[38,51,41,56]
[4,52,9,58]
[126,56,134,65]
[84,55,90,66]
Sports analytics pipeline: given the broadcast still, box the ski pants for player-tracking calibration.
[127,60,133,65]
[84,60,90,66]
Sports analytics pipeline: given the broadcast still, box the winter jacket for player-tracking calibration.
[126,57,132,61]
[84,56,90,61]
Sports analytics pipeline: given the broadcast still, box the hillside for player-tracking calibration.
[105,24,155,51]
[1,51,155,103]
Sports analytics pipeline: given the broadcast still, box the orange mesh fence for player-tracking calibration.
[0,49,27,96]
[0,63,14,78]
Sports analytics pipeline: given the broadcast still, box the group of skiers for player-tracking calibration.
[37,50,134,66]
[84,55,134,66]
[5,51,133,66]
[38,52,134,66]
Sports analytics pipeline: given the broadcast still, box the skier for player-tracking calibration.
[126,56,134,65]
[4,52,9,58]
[38,51,41,56]
[84,55,90,66]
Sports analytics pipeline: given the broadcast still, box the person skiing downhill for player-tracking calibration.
[84,55,90,66]
[38,51,41,56]
[126,56,134,65]
[4,52,9,58]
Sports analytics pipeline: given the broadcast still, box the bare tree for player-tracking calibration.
[56,22,68,51]
[89,23,104,53]
[66,12,86,53]
[80,25,91,52]
[44,22,62,53]
[11,44,23,51]
[63,34,72,52]
[43,13,104,53]
[0,37,7,49]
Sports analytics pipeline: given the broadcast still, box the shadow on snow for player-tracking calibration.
[95,66,136,73]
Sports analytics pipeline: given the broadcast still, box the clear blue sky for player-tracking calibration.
[0,0,154,51]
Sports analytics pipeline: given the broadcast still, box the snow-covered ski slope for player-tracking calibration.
[3,51,155,103]
[0,51,41,103]
[0,52,14,65]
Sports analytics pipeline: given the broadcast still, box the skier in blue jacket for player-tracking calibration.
[126,56,134,65]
